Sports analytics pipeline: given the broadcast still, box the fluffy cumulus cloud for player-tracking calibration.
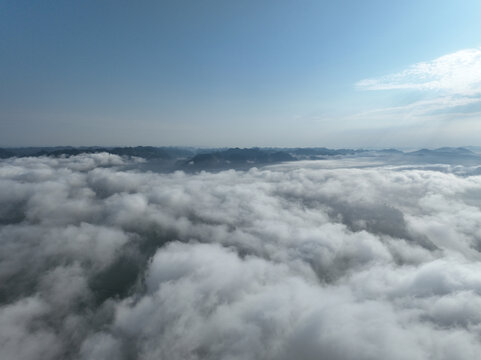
[2,153,481,359]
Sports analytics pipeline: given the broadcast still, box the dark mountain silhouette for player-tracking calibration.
[374,148,404,154]
[4,146,194,160]
[408,147,475,156]
[0,148,14,158]
[289,147,364,156]
[183,148,295,169]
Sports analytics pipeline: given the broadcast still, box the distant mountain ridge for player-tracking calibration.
[0,146,195,159]
[407,147,475,156]
[184,148,295,169]
[1,146,480,170]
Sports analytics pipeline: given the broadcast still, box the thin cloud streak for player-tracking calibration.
[357,48,481,95]
[346,48,481,143]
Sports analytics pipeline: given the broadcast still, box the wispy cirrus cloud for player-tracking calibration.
[347,48,481,144]
[357,48,481,96]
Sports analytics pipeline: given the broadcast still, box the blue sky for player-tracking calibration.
[1,0,481,147]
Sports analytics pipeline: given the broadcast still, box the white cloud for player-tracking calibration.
[3,154,481,359]
[357,48,481,95]
[347,48,481,143]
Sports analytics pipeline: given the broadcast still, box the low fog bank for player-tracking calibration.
[2,153,481,359]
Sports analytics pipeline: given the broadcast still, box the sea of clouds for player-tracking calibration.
[2,153,481,360]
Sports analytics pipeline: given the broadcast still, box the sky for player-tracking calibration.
[1,0,481,148]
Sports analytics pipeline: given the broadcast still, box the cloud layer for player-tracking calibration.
[2,154,481,359]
